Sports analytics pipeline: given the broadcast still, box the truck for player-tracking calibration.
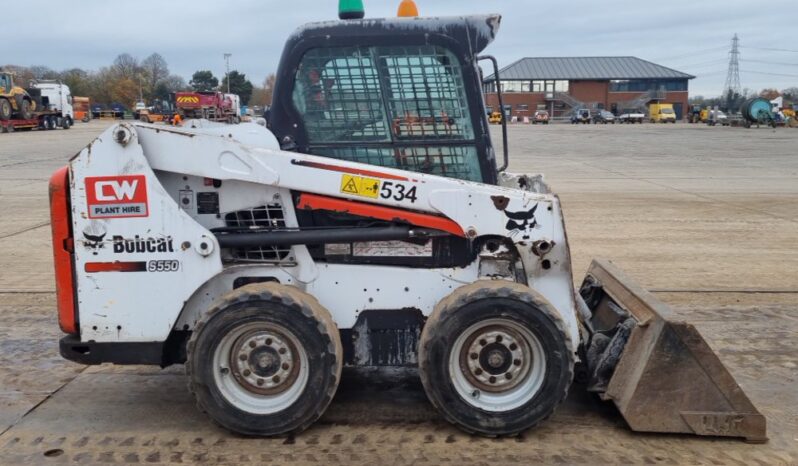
[648,102,676,123]
[0,74,75,133]
[175,91,240,124]
[618,109,644,124]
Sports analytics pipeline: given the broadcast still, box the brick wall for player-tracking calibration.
[484,86,690,120]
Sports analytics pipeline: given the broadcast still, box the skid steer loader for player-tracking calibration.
[48,5,765,441]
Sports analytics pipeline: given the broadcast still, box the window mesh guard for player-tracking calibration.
[294,45,482,182]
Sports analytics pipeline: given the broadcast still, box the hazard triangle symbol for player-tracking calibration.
[342,177,359,194]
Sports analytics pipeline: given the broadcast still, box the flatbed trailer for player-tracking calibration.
[0,112,72,133]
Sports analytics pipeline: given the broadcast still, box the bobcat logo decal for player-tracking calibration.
[503,204,539,240]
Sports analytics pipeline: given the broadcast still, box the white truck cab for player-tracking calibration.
[31,82,74,123]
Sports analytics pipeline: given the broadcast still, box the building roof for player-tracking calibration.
[484,57,695,81]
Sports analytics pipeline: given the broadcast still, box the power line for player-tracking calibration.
[741,58,798,67]
[650,45,728,62]
[740,46,798,53]
[740,69,798,78]
[673,59,728,69]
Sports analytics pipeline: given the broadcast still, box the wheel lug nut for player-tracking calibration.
[496,335,503,343]
[281,362,290,370]
[278,347,287,355]
[239,354,247,361]
[470,352,478,360]
[479,339,487,346]
[489,376,496,383]
[513,359,521,366]
[475,368,483,375]
[273,375,281,383]
[243,369,251,376]
[249,341,256,348]
[509,343,518,351]
[265,338,273,345]
[257,378,264,386]
[505,373,512,380]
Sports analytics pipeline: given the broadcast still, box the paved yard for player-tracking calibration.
[0,121,796,464]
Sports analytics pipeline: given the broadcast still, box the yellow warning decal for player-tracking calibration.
[340,174,380,198]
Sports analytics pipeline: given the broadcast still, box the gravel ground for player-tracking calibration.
[0,121,796,465]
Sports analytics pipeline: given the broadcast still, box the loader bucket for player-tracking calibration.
[579,259,767,442]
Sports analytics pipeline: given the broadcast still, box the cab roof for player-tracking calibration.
[288,14,502,56]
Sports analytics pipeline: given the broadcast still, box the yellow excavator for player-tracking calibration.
[0,71,35,120]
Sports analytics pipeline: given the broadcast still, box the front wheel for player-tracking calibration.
[187,283,343,436]
[419,281,574,436]
[0,99,11,120]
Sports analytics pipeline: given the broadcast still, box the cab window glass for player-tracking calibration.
[293,45,482,181]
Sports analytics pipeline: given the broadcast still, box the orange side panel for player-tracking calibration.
[49,166,77,334]
[296,193,465,237]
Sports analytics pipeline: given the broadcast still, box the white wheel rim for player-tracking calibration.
[212,321,309,415]
[449,318,546,412]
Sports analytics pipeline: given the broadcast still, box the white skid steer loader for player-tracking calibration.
[49,9,765,441]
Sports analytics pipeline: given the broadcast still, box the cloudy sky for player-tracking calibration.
[7,0,797,96]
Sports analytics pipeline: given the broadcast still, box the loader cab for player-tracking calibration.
[269,15,502,184]
[0,72,11,93]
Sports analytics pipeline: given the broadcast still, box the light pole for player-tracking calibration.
[224,53,232,94]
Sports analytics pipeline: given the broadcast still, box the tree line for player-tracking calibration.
[3,53,276,110]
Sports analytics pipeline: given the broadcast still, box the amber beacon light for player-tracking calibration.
[397,0,419,17]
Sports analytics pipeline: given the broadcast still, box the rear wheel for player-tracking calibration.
[0,99,11,120]
[46,116,56,130]
[187,283,343,436]
[19,100,32,120]
[419,281,574,436]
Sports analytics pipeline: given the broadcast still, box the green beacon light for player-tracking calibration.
[338,0,365,20]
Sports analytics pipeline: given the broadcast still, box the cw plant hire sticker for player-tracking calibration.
[340,174,380,199]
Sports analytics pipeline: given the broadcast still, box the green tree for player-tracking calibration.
[190,70,218,91]
[221,70,254,105]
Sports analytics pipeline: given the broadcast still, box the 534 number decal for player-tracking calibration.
[147,260,180,272]
[380,181,418,203]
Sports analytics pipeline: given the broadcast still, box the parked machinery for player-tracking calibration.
[740,97,776,128]
[49,3,766,442]
[175,91,241,124]
[0,71,34,120]
[0,73,74,133]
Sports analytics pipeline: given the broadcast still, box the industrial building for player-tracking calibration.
[483,57,694,120]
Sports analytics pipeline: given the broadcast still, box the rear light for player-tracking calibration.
[49,166,78,334]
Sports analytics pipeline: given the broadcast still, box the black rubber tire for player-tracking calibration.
[6,123,14,133]
[186,282,343,436]
[19,99,32,120]
[0,99,10,120]
[63,117,72,129]
[418,280,574,436]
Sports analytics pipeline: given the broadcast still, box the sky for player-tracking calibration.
[6,0,797,97]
